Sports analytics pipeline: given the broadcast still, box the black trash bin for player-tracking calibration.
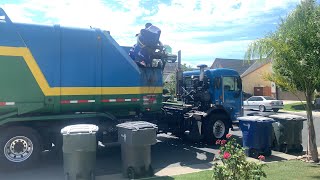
[117,121,158,179]
[61,124,99,180]
[238,116,275,158]
[269,114,306,153]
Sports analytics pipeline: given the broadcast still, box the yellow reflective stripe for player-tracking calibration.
[0,46,162,96]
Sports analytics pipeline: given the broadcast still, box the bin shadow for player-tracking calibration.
[95,133,217,177]
[263,154,289,162]
[147,176,175,180]
[230,134,292,162]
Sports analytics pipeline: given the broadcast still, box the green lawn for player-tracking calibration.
[283,102,307,112]
[264,160,320,180]
[149,160,320,180]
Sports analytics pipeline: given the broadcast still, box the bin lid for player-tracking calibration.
[237,116,275,123]
[61,124,99,135]
[116,121,157,131]
[268,114,307,121]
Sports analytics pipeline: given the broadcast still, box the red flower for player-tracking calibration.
[258,155,265,161]
[221,140,227,146]
[223,152,231,159]
[216,139,221,145]
[226,134,232,139]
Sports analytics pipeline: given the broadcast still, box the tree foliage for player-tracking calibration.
[163,63,193,96]
[245,0,320,162]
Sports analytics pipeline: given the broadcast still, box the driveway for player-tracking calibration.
[0,110,317,180]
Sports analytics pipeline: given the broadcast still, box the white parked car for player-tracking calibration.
[243,96,284,112]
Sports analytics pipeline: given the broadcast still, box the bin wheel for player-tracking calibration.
[280,144,289,153]
[259,105,266,112]
[296,145,303,153]
[249,148,259,159]
[148,165,154,176]
[90,171,95,180]
[127,167,136,179]
[65,173,69,180]
[264,149,272,156]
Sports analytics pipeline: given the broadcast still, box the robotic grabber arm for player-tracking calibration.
[129,23,177,67]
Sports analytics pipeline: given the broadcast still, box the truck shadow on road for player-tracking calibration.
[0,133,218,180]
[95,133,217,176]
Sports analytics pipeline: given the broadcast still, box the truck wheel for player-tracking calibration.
[204,115,229,144]
[0,126,41,170]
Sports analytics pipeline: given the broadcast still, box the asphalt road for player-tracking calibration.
[0,134,220,180]
[0,109,319,180]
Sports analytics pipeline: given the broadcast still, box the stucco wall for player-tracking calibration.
[278,89,306,101]
[241,63,272,94]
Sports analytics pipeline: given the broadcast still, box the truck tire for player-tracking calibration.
[0,126,41,170]
[204,114,229,144]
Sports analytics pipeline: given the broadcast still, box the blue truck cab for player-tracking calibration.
[162,65,243,143]
[182,68,243,122]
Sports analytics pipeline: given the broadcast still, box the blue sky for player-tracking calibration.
[0,0,309,67]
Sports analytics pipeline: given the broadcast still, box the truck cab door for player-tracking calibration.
[222,76,242,121]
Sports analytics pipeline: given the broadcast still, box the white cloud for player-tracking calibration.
[1,4,35,23]
[0,0,301,65]
[145,0,300,29]
[172,39,253,67]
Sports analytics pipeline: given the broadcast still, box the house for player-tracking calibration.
[163,62,178,82]
[241,59,305,100]
[241,59,274,96]
[210,58,256,75]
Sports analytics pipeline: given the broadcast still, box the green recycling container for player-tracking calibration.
[117,121,158,179]
[61,124,99,180]
[269,114,306,153]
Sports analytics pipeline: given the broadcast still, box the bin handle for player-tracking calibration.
[65,125,97,134]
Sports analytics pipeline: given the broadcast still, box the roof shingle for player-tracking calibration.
[210,58,256,75]
[241,59,272,77]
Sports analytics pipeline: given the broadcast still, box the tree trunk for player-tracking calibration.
[306,92,319,162]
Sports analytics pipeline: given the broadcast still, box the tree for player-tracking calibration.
[245,0,320,162]
[163,63,194,96]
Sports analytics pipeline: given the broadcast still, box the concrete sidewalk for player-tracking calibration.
[96,150,301,180]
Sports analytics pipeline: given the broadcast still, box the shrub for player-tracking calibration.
[212,134,267,180]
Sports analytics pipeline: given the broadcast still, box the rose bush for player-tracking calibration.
[212,134,267,180]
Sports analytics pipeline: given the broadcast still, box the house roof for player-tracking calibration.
[163,73,175,82]
[163,63,177,82]
[241,59,272,77]
[163,62,177,73]
[210,58,256,75]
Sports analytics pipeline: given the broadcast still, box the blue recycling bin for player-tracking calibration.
[238,116,275,158]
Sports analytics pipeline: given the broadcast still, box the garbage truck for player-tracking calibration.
[0,8,243,169]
